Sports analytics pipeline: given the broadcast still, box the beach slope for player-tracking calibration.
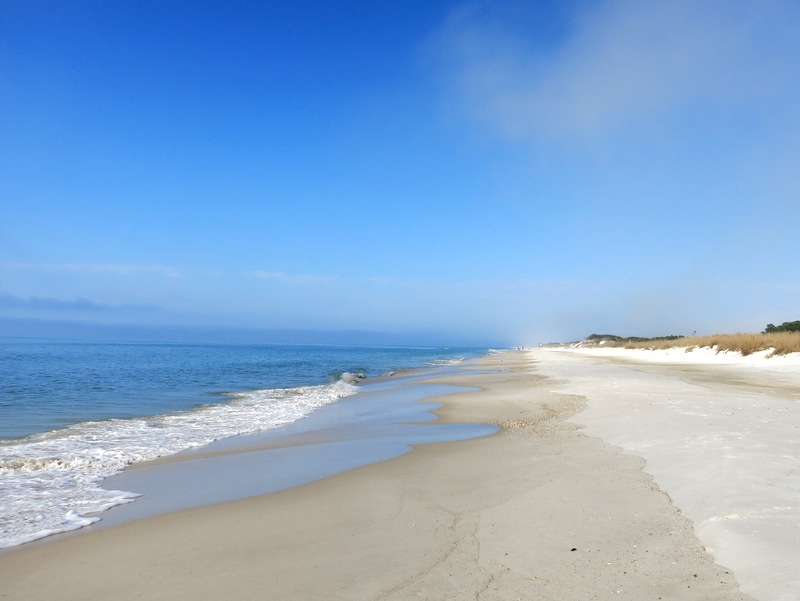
[0,352,753,600]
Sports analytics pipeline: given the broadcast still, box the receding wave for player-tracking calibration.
[0,379,358,548]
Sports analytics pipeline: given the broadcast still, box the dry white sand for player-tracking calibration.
[0,351,759,600]
[532,346,800,601]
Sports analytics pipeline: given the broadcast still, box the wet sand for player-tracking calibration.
[0,351,757,600]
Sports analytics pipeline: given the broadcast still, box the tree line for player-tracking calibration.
[763,321,800,333]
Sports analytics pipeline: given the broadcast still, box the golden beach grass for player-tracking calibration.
[608,331,800,356]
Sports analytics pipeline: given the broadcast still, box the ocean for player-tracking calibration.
[0,338,490,548]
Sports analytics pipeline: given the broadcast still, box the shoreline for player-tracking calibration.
[0,360,495,552]
[0,351,756,600]
[92,370,497,532]
[0,348,488,550]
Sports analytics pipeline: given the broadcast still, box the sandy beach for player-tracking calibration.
[535,346,800,601]
[1,349,785,600]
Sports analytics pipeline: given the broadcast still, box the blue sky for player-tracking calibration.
[2,0,800,345]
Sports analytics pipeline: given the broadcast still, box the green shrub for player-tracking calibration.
[764,321,800,333]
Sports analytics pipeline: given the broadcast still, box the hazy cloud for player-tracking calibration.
[0,293,160,315]
[0,262,183,278]
[433,0,800,148]
[0,294,112,313]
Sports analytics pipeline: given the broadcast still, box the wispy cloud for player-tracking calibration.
[246,270,338,285]
[0,263,184,277]
[368,276,429,288]
[0,293,160,314]
[432,0,800,148]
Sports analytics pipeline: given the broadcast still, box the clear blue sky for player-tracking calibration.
[2,0,800,345]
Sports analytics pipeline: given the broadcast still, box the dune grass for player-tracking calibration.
[607,331,800,356]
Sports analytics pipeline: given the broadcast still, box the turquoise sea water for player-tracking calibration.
[0,338,490,548]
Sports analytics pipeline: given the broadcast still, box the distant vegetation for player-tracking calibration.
[763,321,800,333]
[584,325,800,356]
[586,333,685,344]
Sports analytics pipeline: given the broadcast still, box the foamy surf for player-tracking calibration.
[0,379,357,548]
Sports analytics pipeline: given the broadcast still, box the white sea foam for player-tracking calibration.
[426,357,466,366]
[0,380,357,548]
